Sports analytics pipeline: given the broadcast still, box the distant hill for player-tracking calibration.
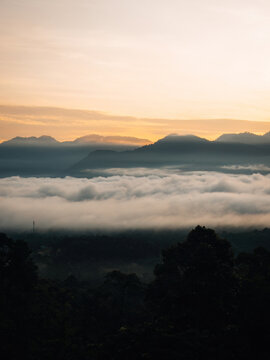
[70,133,270,175]
[0,134,151,177]
[1,132,270,177]
[70,134,151,146]
[2,135,60,146]
[216,131,270,144]
[138,134,209,151]
[1,134,151,147]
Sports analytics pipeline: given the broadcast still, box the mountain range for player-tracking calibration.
[216,131,270,144]
[70,132,270,175]
[1,134,151,147]
[2,131,270,146]
[0,134,151,177]
[0,132,269,177]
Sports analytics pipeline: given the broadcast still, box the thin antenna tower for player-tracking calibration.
[33,220,35,233]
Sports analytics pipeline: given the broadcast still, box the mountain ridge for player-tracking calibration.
[69,132,270,175]
[1,134,152,146]
[216,131,270,144]
[2,135,59,146]
[2,131,270,147]
[1,132,270,177]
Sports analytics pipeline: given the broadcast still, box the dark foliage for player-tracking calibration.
[1,227,270,359]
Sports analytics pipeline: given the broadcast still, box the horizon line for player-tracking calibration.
[0,104,269,143]
[1,130,270,145]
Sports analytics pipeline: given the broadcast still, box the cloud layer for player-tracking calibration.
[0,170,270,231]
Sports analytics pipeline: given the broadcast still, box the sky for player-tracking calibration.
[0,0,270,141]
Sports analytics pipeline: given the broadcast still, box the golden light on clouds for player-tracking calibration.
[0,0,270,140]
[0,105,269,143]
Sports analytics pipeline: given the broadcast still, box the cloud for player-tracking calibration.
[221,164,270,172]
[0,170,270,231]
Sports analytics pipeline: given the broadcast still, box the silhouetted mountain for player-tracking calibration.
[0,134,151,177]
[2,135,60,146]
[1,132,270,177]
[1,134,151,147]
[70,133,270,175]
[70,134,151,146]
[216,131,270,144]
[137,134,209,152]
[157,133,208,143]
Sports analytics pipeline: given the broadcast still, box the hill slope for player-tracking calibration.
[69,134,270,175]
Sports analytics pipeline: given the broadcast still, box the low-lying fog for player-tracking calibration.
[0,168,270,231]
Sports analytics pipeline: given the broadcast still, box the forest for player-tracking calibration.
[1,226,270,359]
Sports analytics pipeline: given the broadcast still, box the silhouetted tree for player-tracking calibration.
[2,227,270,360]
[235,247,270,359]
[0,233,37,359]
[148,226,238,331]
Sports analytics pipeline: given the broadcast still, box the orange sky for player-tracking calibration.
[0,105,269,143]
[0,0,270,141]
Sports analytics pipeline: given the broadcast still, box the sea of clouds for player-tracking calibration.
[0,169,270,231]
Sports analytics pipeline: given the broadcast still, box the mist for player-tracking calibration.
[0,169,269,231]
